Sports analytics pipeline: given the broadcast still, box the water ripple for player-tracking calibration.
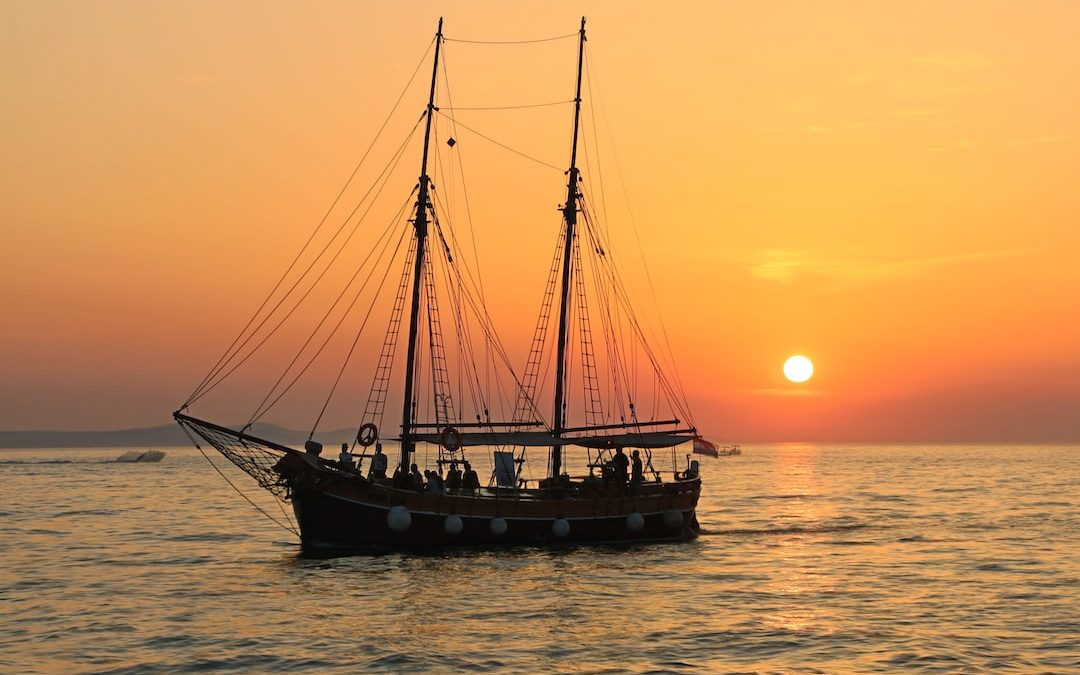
[0,444,1077,673]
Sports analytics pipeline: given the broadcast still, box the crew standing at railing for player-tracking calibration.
[369,444,388,479]
[338,443,355,472]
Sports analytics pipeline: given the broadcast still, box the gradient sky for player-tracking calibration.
[2,1,1078,441]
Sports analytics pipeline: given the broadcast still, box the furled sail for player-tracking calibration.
[406,429,696,449]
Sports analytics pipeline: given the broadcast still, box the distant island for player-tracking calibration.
[0,423,356,449]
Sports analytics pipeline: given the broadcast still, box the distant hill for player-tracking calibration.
[0,423,357,449]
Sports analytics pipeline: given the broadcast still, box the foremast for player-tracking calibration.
[399,17,444,479]
[550,17,587,480]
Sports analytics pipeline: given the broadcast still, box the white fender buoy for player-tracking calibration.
[444,515,463,535]
[552,518,570,538]
[626,511,645,532]
[489,517,508,535]
[663,509,684,529]
[387,505,411,532]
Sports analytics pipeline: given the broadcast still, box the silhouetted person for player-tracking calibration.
[446,462,462,491]
[369,444,388,479]
[409,463,424,490]
[631,449,643,491]
[611,447,630,486]
[680,460,700,480]
[424,470,445,494]
[461,461,480,492]
[338,443,355,472]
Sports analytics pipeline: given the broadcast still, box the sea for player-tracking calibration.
[1,444,1077,674]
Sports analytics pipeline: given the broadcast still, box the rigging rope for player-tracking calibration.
[583,48,611,243]
[186,114,426,408]
[580,197,692,424]
[195,442,299,538]
[250,190,416,425]
[179,415,301,532]
[443,32,577,45]
[439,46,494,413]
[582,48,696,426]
[183,39,435,408]
[434,111,563,171]
[430,192,489,423]
[442,100,573,111]
[439,214,546,426]
[309,218,414,437]
[448,259,548,428]
[432,49,488,304]
[580,200,637,423]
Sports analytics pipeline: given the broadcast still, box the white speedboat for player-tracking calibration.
[116,450,166,463]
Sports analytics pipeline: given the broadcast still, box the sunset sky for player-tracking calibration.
[2,1,1078,441]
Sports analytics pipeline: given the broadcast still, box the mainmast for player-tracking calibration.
[550,17,586,479]
[399,17,444,478]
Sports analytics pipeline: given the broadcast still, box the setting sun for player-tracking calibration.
[783,355,814,383]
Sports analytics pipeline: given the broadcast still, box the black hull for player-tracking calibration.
[291,485,700,552]
[267,444,703,552]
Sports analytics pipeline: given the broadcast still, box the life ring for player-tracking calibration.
[357,423,379,447]
[440,425,462,451]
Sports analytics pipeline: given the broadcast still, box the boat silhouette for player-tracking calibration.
[175,18,718,551]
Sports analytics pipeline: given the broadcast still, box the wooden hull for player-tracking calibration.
[279,456,701,552]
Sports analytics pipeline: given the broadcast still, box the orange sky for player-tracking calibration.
[2,1,1078,441]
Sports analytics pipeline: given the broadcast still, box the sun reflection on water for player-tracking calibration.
[2,445,1078,672]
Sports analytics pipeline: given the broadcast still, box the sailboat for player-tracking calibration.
[175,18,715,551]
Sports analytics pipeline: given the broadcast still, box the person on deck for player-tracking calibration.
[679,460,700,480]
[461,461,481,492]
[630,449,644,493]
[338,443,355,472]
[611,447,630,487]
[409,463,425,490]
[424,470,445,494]
[368,444,388,480]
[445,462,462,491]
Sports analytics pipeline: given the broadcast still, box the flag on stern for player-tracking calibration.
[692,436,719,458]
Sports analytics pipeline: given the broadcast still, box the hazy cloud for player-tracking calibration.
[925,135,1070,152]
[748,248,1030,286]
[747,387,823,398]
[178,74,213,84]
[1006,135,1070,147]
[911,52,992,73]
[925,138,975,152]
[801,121,877,134]
[893,108,950,119]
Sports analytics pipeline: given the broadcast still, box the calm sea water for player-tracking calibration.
[1,444,1077,674]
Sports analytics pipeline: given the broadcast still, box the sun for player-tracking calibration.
[783,355,814,383]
